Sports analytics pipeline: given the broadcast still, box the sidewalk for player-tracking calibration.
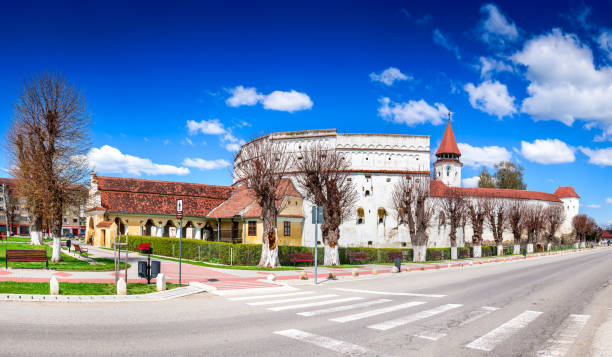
[0,244,605,291]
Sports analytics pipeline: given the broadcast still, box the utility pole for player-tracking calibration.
[177,199,183,286]
[312,205,323,285]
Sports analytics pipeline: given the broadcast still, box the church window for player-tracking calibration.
[377,208,386,224]
[357,207,364,224]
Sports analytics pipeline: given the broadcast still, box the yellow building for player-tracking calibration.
[85,173,304,248]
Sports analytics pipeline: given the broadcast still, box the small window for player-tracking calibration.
[368,241,373,246]
[401,242,407,247]
[386,178,391,182]
[365,190,370,197]
[73,218,78,223]
[357,207,364,224]
[283,221,291,236]
[377,208,386,224]
[248,221,257,236]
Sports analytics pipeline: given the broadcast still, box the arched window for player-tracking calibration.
[357,207,365,224]
[377,208,386,224]
[365,190,370,197]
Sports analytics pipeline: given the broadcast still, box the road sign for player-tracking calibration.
[312,205,324,224]
[311,205,323,285]
[176,199,183,219]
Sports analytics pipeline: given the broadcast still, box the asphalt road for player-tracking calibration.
[2,248,612,357]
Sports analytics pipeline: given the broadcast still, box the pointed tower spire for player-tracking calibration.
[435,118,461,157]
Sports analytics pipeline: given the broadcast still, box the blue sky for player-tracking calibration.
[0,1,611,224]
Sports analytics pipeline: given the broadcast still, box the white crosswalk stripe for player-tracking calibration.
[297,299,393,317]
[330,301,426,323]
[334,287,445,298]
[414,306,499,341]
[229,291,314,301]
[466,310,543,352]
[413,306,500,341]
[247,294,338,306]
[368,304,462,331]
[536,314,590,357]
[269,297,364,312]
[274,329,390,357]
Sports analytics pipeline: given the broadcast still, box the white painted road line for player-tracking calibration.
[466,310,543,352]
[274,329,390,357]
[229,291,314,301]
[334,287,445,298]
[536,314,590,357]
[269,297,364,312]
[330,301,426,323]
[413,306,500,341]
[368,304,462,331]
[247,294,338,306]
[297,299,393,317]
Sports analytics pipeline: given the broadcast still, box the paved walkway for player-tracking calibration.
[0,243,604,292]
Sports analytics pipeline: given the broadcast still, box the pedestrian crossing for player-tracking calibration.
[225,289,590,356]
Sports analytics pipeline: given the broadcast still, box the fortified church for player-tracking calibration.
[85,122,579,251]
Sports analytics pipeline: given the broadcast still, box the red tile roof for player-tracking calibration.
[430,180,562,203]
[96,221,113,228]
[435,120,461,157]
[602,231,612,239]
[96,176,233,217]
[208,179,302,219]
[553,186,580,198]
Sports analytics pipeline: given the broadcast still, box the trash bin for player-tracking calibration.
[151,261,160,278]
[138,261,148,278]
[66,239,71,252]
[394,257,401,272]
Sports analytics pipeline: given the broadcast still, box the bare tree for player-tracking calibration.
[524,205,545,253]
[482,198,508,256]
[507,200,526,255]
[234,138,293,268]
[543,205,565,251]
[391,177,434,262]
[572,214,589,248]
[6,73,90,261]
[295,144,357,265]
[466,198,487,257]
[439,190,465,259]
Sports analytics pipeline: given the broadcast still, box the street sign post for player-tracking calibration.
[312,205,324,285]
[177,199,183,285]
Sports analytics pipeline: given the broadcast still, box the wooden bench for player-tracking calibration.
[5,249,48,269]
[429,251,443,261]
[289,253,314,266]
[73,243,88,256]
[387,251,403,262]
[348,252,371,264]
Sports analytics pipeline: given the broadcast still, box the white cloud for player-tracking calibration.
[87,145,190,176]
[224,143,241,152]
[479,4,519,46]
[464,80,517,118]
[262,90,313,112]
[520,139,575,164]
[478,57,513,78]
[511,29,612,135]
[598,30,612,61]
[433,29,461,59]
[182,158,231,170]
[183,138,193,146]
[457,143,511,167]
[221,132,245,152]
[606,197,612,204]
[225,86,263,107]
[369,67,411,86]
[187,119,226,135]
[378,97,448,126]
[586,204,601,209]
[579,147,612,166]
[462,176,480,188]
[226,86,313,112]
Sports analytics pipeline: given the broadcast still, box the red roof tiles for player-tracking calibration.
[435,120,461,157]
[96,221,113,228]
[430,180,562,203]
[602,231,612,239]
[553,186,580,198]
[96,176,233,217]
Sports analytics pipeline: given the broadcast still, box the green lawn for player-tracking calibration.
[0,243,127,271]
[149,254,302,271]
[0,281,179,295]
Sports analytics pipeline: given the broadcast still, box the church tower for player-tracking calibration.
[434,117,463,187]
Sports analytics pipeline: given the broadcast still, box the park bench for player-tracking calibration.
[387,251,403,262]
[458,249,470,259]
[289,253,314,266]
[5,249,48,269]
[348,252,371,264]
[73,243,88,256]
[429,251,443,261]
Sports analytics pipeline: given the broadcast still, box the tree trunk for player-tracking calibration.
[473,244,482,258]
[514,244,520,255]
[51,235,62,262]
[451,246,457,260]
[547,242,552,251]
[526,243,534,253]
[580,241,586,248]
[29,215,43,245]
[412,245,427,262]
[324,241,339,266]
[497,245,503,256]
[258,228,280,268]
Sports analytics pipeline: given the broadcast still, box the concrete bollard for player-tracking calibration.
[391,266,399,273]
[50,276,59,295]
[156,273,167,291]
[117,278,127,295]
[352,269,359,277]
[299,271,308,280]
[328,272,336,279]
[266,274,276,282]
[371,268,378,275]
